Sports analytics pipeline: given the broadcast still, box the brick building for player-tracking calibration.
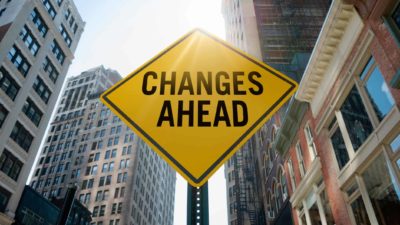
[275,0,400,224]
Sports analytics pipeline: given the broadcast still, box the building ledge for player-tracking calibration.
[295,0,363,116]
[290,157,322,207]
[274,98,308,157]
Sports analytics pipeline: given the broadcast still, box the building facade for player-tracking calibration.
[0,0,84,224]
[14,185,92,225]
[274,0,400,224]
[29,66,176,225]
[222,0,329,224]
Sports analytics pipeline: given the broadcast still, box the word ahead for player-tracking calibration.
[101,29,297,186]
[142,71,263,127]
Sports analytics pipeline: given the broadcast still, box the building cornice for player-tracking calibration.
[295,0,363,116]
[274,98,308,157]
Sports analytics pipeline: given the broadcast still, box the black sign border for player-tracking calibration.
[102,29,296,185]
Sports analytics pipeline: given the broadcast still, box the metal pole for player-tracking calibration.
[187,182,209,225]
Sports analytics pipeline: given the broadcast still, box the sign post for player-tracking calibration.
[187,183,209,225]
[100,28,297,220]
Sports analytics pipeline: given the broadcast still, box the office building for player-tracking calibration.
[14,185,91,225]
[0,0,84,224]
[30,66,176,225]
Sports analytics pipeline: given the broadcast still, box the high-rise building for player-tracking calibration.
[29,66,176,225]
[0,0,84,223]
[222,0,329,225]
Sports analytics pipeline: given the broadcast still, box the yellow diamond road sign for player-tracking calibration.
[101,29,297,186]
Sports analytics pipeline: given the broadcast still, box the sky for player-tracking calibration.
[71,1,228,224]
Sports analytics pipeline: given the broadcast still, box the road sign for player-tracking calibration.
[101,29,297,186]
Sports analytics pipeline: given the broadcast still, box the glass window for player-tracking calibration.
[33,76,52,103]
[288,159,296,191]
[396,158,400,170]
[0,149,23,181]
[0,185,11,212]
[42,0,56,19]
[59,25,72,47]
[30,8,48,37]
[22,98,43,126]
[390,134,400,153]
[51,40,65,65]
[0,104,8,128]
[304,123,317,159]
[362,153,400,224]
[321,189,335,224]
[10,122,33,152]
[19,25,40,56]
[340,86,373,151]
[351,196,371,225]
[309,202,322,225]
[42,57,59,83]
[331,124,350,169]
[7,45,31,76]
[295,143,306,177]
[0,67,20,100]
[361,58,395,121]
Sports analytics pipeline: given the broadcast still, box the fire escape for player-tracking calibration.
[232,141,266,225]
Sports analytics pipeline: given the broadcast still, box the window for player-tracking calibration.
[103,190,109,200]
[57,0,63,6]
[10,122,33,151]
[361,153,400,224]
[22,98,43,126]
[117,202,122,214]
[0,186,11,212]
[33,76,52,103]
[92,206,99,217]
[42,57,59,83]
[109,162,114,172]
[64,8,70,20]
[95,191,103,202]
[59,25,72,47]
[304,123,317,160]
[295,143,306,177]
[111,149,117,158]
[114,188,119,198]
[19,25,40,56]
[0,104,8,128]
[69,16,75,27]
[359,57,395,121]
[111,203,116,214]
[51,40,65,65]
[329,120,350,169]
[106,175,112,185]
[0,67,20,100]
[30,8,48,37]
[340,86,373,151]
[8,45,31,76]
[99,205,106,217]
[105,150,110,159]
[91,165,98,175]
[384,2,400,45]
[113,137,119,145]
[102,163,108,173]
[42,0,56,19]
[0,149,23,181]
